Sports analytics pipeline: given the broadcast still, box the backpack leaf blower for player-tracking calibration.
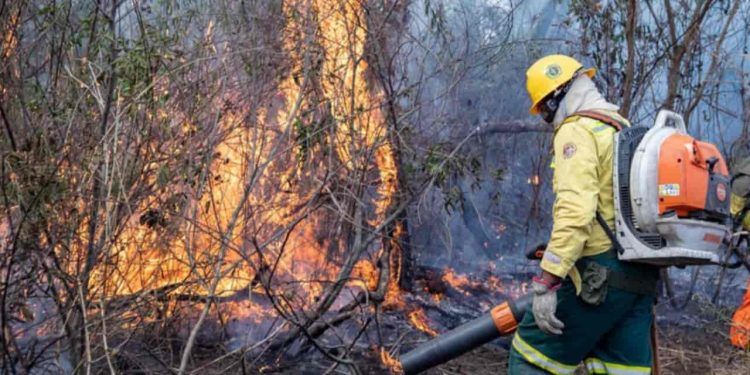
[611,110,730,265]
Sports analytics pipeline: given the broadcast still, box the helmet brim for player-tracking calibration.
[529,67,597,115]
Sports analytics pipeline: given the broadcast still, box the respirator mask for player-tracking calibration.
[538,71,580,124]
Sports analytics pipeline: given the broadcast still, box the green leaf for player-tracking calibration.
[157,165,169,187]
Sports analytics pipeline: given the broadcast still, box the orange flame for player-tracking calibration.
[379,348,404,374]
[352,259,379,292]
[1,12,18,60]
[407,308,438,337]
[1,11,19,99]
[73,0,405,328]
[442,267,481,296]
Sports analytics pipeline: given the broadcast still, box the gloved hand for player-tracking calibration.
[531,275,564,335]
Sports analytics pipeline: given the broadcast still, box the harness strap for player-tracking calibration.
[596,212,624,255]
[571,109,627,131]
[730,173,750,194]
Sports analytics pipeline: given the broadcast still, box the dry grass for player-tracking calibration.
[657,322,750,374]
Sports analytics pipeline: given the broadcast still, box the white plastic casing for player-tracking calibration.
[614,110,725,265]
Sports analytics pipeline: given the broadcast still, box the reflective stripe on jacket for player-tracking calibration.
[540,110,630,293]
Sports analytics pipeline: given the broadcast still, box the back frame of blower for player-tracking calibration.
[613,110,730,266]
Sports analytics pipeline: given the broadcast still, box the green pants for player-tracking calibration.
[508,253,657,375]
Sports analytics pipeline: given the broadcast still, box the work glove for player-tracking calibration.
[531,276,564,335]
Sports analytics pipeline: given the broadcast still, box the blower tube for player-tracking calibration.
[399,294,531,375]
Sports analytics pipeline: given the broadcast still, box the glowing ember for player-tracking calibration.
[430,292,445,304]
[384,224,407,308]
[442,267,481,296]
[407,309,438,337]
[379,348,404,374]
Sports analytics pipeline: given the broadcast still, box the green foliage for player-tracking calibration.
[294,114,329,164]
[423,144,450,186]
[443,186,463,213]
[115,39,152,98]
[491,167,505,181]
[421,143,487,213]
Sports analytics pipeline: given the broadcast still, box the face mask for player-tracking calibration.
[538,73,577,124]
[540,96,560,124]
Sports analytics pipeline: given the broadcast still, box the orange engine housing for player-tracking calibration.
[657,133,729,217]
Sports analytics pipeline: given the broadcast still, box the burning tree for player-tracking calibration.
[0,0,424,372]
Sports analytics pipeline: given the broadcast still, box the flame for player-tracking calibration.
[407,308,438,337]
[353,259,379,291]
[442,267,481,296]
[68,0,405,332]
[430,292,444,304]
[1,12,17,60]
[379,348,404,374]
[383,223,406,308]
[1,11,18,99]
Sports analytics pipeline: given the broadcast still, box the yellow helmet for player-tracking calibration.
[525,54,596,114]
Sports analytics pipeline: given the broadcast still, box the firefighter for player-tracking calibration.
[728,140,750,349]
[730,141,750,230]
[508,54,659,374]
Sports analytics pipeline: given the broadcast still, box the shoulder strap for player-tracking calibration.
[731,158,750,187]
[596,212,624,255]
[571,110,626,132]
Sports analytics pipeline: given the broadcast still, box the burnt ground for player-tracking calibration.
[186,268,750,374]
[187,293,750,375]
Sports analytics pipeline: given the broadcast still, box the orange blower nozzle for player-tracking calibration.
[491,300,521,335]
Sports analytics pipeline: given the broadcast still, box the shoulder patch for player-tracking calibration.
[562,143,577,159]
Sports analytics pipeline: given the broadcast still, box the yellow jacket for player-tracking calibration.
[731,193,750,229]
[540,110,630,292]
[730,163,750,229]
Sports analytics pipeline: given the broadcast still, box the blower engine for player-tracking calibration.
[614,110,730,265]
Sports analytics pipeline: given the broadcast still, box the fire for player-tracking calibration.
[384,223,406,308]
[431,292,445,304]
[379,348,404,374]
[1,12,18,99]
[69,0,405,332]
[442,267,481,296]
[353,259,379,291]
[407,309,438,337]
[1,12,17,60]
